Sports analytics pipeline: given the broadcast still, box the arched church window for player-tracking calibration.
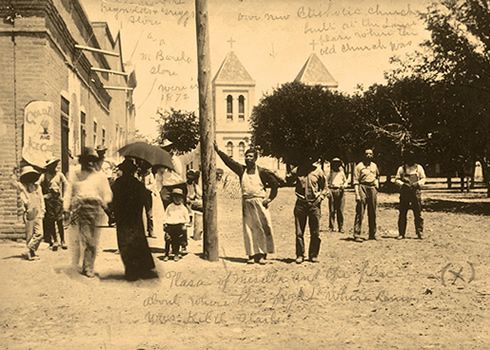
[238,142,245,158]
[226,95,233,120]
[238,95,245,121]
[226,141,234,157]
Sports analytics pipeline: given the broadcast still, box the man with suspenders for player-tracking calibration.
[395,150,426,239]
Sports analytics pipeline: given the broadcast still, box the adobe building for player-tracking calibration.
[0,0,136,237]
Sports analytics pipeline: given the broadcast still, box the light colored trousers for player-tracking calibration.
[69,222,101,274]
[25,218,43,252]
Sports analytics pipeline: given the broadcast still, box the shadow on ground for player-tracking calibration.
[379,199,490,215]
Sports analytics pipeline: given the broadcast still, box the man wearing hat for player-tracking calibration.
[327,157,347,233]
[11,166,45,260]
[163,188,190,261]
[291,155,328,264]
[95,145,116,226]
[40,158,68,250]
[63,147,112,277]
[395,150,426,239]
[215,143,279,265]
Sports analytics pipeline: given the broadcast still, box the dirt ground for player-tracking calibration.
[0,184,489,350]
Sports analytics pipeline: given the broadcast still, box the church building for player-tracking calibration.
[213,51,255,166]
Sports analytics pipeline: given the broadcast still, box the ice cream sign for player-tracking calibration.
[22,101,55,166]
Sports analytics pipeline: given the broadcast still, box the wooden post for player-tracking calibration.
[195,0,218,261]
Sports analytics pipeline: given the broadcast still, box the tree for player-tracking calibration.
[356,78,437,179]
[155,109,200,154]
[392,0,490,194]
[250,82,355,165]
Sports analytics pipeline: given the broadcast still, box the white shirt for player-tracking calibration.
[164,203,190,225]
[64,169,112,211]
[395,164,426,187]
[160,157,185,186]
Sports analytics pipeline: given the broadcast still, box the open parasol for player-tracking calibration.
[118,142,174,170]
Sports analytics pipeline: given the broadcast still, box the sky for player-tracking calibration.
[83,0,432,138]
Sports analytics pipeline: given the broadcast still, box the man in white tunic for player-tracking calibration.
[215,144,279,265]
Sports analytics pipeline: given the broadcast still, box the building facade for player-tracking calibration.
[0,0,136,237]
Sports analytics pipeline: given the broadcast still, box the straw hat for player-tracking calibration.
[19,166,40,184]
[45,158,60,168]
[171,188,184,197]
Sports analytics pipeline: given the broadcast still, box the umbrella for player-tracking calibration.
[118,142,174,170]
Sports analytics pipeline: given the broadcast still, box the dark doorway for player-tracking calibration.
[61,116,69,174]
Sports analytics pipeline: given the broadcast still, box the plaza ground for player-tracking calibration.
[0,185,489,350]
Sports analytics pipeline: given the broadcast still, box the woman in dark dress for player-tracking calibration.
[112,158,155,281]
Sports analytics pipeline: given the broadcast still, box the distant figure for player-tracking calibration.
[95,145,115,226]
[136,161,157,238]
[186,169,202,211]
[215,143,279,265]
[112,158,156,280]
[395,150,426,240]
[353,149,379,242]
[11,166,45,260]
[163,188,190,262]
[327,157,347,233]
[157,140,187,209]
[291,156,328,264]
[40,158,68,250]
[64,147,112,278]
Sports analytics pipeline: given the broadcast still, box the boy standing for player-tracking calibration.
[12,166,45,260]
[163,188,190,261]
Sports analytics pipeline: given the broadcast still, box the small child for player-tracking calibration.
[11,166,45,260]
[163,188,190,262]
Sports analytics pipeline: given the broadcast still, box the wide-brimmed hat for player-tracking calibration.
[171,188,184,197]
[96,145,108,154]
[331,157,342,164]
[78,147,99,162]
[19,166,40,183]
[45,158,60,168]
[117,158,137,173]
[161,139,173,149]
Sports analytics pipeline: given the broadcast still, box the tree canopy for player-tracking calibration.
[156,109,200,154]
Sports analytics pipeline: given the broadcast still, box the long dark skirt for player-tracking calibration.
[117,222,155,278]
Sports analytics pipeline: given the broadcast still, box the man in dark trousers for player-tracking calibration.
[353,149,379,242]
[291,157,328,264]
[395,150,426,239]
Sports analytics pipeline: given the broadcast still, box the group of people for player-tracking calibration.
[11,142,202,281]
[12,142,425,277]
[216,145,426,265]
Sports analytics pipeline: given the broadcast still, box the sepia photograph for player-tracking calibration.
[0,0,489,349]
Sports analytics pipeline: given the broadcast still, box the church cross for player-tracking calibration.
[309,39,318,52]
[227,37,236,50]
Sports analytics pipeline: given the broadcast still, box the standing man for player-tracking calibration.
[40,158,68,250]
[395,150,426,239]
[215,143,279,265]
[327,157,347,233]
[64,147,112,278]
[292,156,328,264]
[353,149,380,242]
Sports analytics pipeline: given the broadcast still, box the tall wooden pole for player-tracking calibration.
[195,0,218,261]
